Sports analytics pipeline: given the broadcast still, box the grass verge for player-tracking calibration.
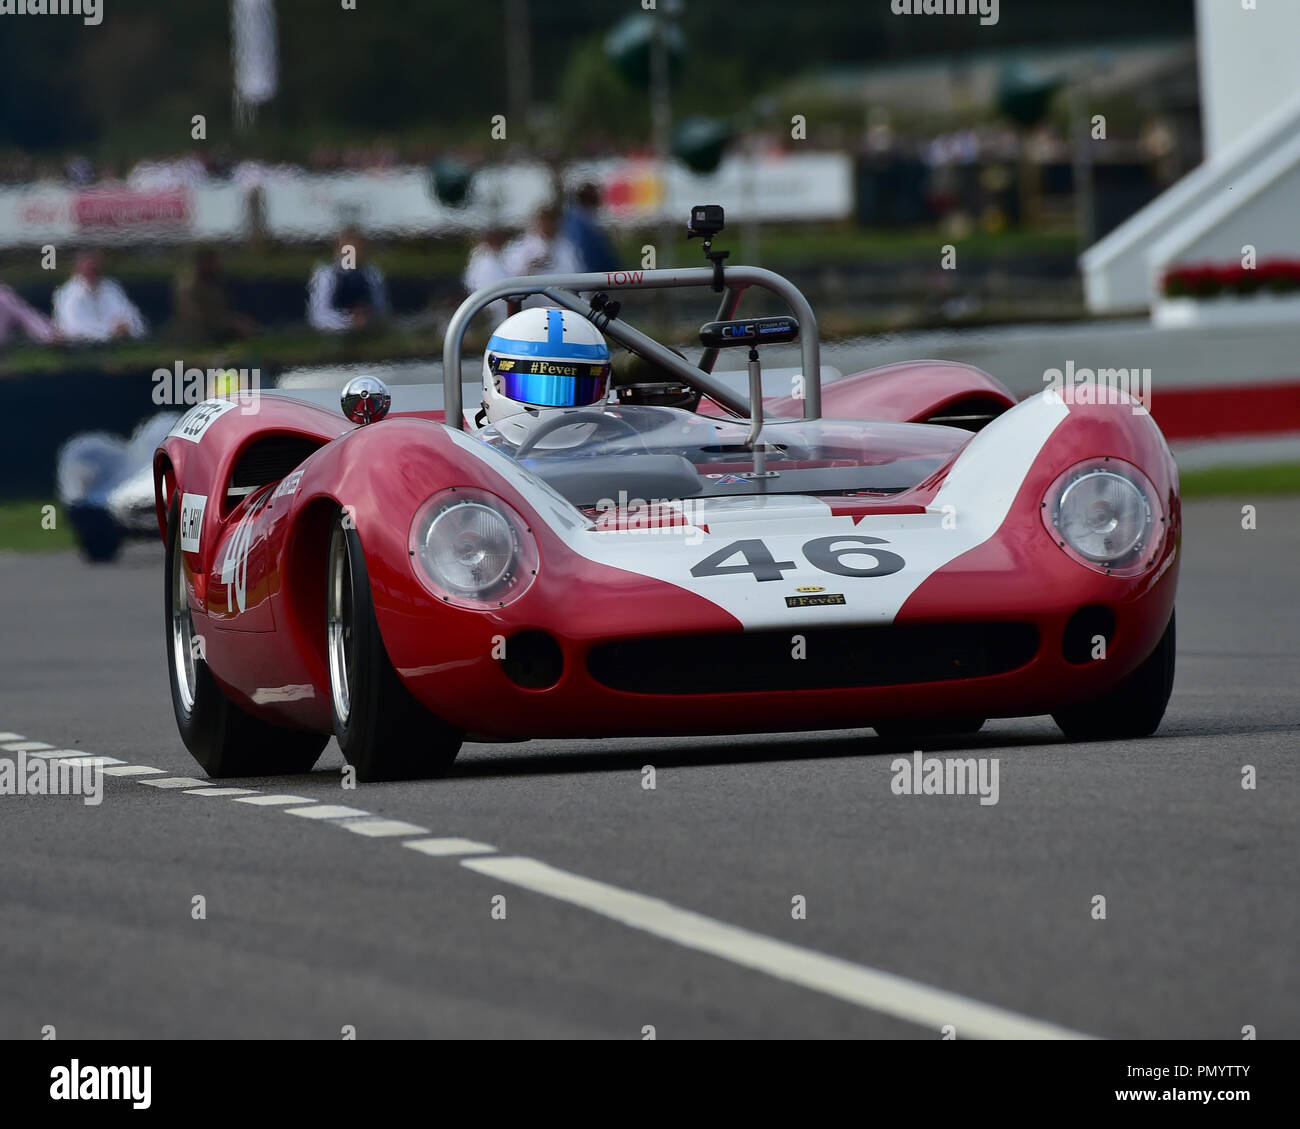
[0,503,76,554]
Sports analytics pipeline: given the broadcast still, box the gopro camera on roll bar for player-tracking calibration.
[687,204,726,241]
[688,204,730,292]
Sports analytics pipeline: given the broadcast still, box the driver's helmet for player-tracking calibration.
[480,307,611,440]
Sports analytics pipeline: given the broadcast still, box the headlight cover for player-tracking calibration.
[1042,458,1163,576]
[409,487,538,608]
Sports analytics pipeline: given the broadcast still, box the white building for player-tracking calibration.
[1082,0,1300,313]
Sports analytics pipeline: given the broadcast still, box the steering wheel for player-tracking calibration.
[513,410,644,459]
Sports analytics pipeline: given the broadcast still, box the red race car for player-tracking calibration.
[154,211,1179,781]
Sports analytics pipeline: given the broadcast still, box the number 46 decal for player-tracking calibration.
[690,536,905,582]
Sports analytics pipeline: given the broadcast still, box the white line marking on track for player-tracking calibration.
[20,732,1087,1037]
[138,777,213,789]
[21,749,91,759]
[340,819,430,837]
[404,837,497,857]
[462,856,1091,1041]
[283,805,369,820]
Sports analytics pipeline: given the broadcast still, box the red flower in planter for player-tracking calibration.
[1256,259,1300,293]
[1163,258,1300,298]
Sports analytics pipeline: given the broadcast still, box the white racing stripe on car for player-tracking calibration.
[448,392,1070,628]
[463,855,1090,1040]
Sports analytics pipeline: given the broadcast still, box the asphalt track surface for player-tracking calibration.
[0,498,1296,1039]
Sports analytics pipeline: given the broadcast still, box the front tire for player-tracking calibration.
[1052,611,1176,741]
[165,497,328,777]
[327,511,462,782]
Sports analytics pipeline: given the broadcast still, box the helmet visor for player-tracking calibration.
[490,356,610,408]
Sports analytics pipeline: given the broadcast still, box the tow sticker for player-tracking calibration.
[179,493,207,553]
[171,400,237,444]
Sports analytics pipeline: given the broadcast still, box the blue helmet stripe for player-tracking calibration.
[487,335,609,361]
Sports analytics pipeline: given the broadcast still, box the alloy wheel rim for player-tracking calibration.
[327,525,354,724]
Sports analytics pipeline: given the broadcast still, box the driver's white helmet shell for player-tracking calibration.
[480,307,611,442]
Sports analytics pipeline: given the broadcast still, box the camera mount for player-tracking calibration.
[687,203,729,293]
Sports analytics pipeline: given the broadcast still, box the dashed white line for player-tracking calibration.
[462,855,1091,1041]
[283,805,369,820]
[138,777,213,789]
[5,729,1089,1038]
[403,837,497,858]
[340,818,430,838]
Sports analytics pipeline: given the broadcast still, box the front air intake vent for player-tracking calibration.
[588,623,1039,694]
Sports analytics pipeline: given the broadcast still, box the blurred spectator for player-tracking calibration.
[463,227,510,321]
[0,282,58,347]
[51,252,148,343]
[172,247,256,343]
[128,154,207,190]
[307,228,391,333]
[64,155,97,187]
[563,183,617,274]
[503,206,582,277]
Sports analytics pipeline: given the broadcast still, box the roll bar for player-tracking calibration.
[441,266,822,430]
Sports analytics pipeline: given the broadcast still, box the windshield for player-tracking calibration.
[478,405,963,509]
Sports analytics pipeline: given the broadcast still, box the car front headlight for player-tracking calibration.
[1043,458,1163,575]
[409,487,538,608]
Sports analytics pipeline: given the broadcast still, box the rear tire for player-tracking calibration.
[165,497,328,777]
[327,510,461,782]
[1052,611,1176,741]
